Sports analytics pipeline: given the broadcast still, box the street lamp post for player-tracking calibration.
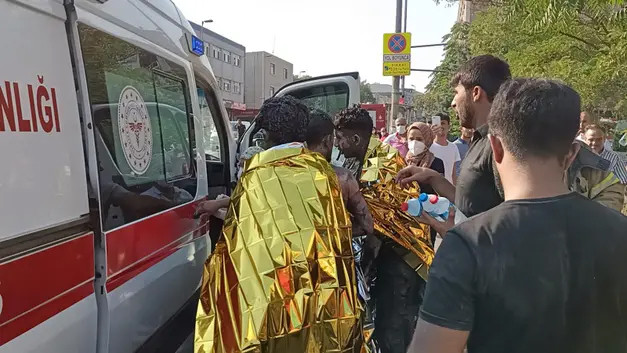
[200,19,213,52]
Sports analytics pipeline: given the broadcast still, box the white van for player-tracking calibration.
[0,1,359,352]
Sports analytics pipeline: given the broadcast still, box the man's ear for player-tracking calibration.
[324,134,334,149]
[353,134,361,147]
[488,134,505,164]
[563,142,581,169]
[472,86,482,103]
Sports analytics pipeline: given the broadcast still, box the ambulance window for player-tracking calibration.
[287,82,349,117]
[197,83,223,162]
[154,72,193,180]
[78,24,198,231]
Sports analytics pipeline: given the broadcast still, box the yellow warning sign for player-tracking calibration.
[383,62,411,76]
[383,33,411,76]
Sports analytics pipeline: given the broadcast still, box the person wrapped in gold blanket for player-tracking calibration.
[195,96,364,353]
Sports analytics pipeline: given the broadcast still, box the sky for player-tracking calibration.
[173,0,459,92]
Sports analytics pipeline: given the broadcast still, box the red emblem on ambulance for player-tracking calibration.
[118,86,152,175]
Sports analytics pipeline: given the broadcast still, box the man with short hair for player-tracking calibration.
[583,124,627,184]
[407,78,627,353]
[577,111,597,142]
[306,110,374,238]
[383,117,409,157]
[453,127,473,177]
[429,113,461,184]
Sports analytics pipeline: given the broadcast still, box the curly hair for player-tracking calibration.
[255,95,310,145]
[334,106,373,139]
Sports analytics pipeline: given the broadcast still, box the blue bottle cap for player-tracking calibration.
[418,193,428,202]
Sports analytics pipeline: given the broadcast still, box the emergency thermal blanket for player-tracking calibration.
[360,137,434,279]
[195,147,363,353]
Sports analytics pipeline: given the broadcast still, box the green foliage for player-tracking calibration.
[468,4,627,116]
[414,22,470,137]
[360,80,376,103]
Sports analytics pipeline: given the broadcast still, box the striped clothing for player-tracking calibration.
[600,148,627,184]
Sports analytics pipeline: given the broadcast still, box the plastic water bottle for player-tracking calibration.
[401,193,467,223]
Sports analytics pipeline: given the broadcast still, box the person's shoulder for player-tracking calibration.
[572,193,627,224]
[449,202,519,244]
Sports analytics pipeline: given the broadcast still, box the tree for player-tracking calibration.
[414,22,470,137]
[360,80,376,103]
[468,4,627,116]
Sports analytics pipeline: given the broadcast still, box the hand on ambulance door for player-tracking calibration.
[194,196,230,218]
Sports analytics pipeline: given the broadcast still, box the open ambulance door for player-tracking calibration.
[237,72,361,161]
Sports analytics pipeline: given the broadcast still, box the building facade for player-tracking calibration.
[190,22,246,117]
[456,0,490,23]
[244,51,293,110]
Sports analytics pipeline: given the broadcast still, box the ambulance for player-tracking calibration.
[0,0,360,351]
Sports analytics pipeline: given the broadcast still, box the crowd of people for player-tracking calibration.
[194,55,627,353]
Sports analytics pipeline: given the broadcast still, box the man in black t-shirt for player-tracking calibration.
[406,79,627,353]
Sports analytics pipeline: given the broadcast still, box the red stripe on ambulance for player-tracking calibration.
[0,233,94,345]
[105,202,208,291]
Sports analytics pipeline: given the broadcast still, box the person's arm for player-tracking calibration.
[407,231,474,353]
[408,320,469,353]
[195,197,230,217]
[452,147,461,185]
[397,166,456,202]
[345,175,375,237]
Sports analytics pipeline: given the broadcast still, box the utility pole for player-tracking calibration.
[390,0,403,128]
[401,0,408,105]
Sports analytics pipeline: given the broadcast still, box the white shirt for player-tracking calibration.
[430,140,461,183]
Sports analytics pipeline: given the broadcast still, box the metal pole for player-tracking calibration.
[411,68,448,73]
[391,0,403,128]
[411,43,446,48]
[401,0,408,110]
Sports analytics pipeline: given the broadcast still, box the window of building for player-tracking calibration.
[270,63,276,75]
[283,68,288,80]
[212,46,220,59]
[269,86,275,96]
[223,50,231,63]
[233,55,241,67]
[223,79,231,92]
[78,24,197,231]
[233,82,241,94]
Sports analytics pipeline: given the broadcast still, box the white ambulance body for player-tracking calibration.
[0,0,360,352]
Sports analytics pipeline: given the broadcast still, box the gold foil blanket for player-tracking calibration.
[360,137,434,279]
[195,147,363,353]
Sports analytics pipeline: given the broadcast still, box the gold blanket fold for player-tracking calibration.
[360,137,434,279]
[195,147,363,353]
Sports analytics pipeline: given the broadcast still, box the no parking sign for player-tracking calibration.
[383,32,411,76]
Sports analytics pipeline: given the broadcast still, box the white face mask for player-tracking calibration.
[330,146,346,167]
[408,140,427,155]
[396,125,407,134]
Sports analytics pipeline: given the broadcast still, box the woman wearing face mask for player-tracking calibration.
[405,122,445,194]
